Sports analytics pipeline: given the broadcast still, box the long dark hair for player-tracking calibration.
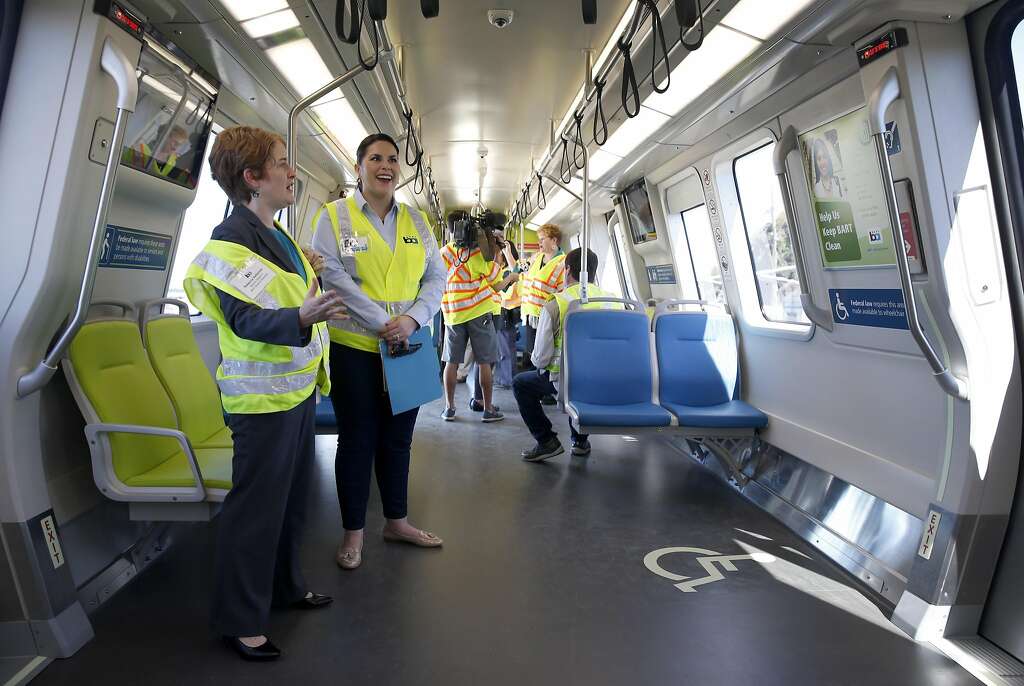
[355,133,399,192]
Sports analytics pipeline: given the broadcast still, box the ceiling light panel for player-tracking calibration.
[722,0,818,41]
[313,97,369,157]
[219,0,289,22]
[241,9,299,38]
[587,149,624,179]
[599,106,671,157]
[264,38,332,98]
[643,27,760,116]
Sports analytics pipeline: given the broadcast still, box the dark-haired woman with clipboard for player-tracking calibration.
[311,133,445,571]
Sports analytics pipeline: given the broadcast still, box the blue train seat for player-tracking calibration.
[654,307,768,430]
[562,299,673,433]
[315,393,337,431]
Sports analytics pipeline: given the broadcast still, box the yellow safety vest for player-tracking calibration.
[440,243,502,325]
[324,197,431,352]
[521,252,566,318]
[501,278,522,310]
[183,231,330,414]
[123,142,177,177]
[548,282,616,375]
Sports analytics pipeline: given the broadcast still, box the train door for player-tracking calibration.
[970,0,1024,663]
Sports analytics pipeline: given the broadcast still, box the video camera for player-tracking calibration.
[448,210,507,261]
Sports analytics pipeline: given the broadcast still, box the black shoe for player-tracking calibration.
[292,592,333,609]
[571,439,591,457]
[540,394,557,406]
[522,437,564,462]
[469,399,484,412]
[223,636,281,661]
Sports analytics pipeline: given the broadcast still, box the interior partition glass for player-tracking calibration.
[166,130,229,313]
[676,204,726,306]
[734,143,809,324]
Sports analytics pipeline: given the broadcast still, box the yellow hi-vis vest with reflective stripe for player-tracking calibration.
[521,252,566,318]
[183,233,330,414]
[324,197,430,352]
[440,243,501,325]
[548,282,616,375]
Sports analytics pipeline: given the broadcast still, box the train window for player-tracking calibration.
[673,204,726,306]
[734,143,809,324]
[609,216,638,300]
[166,129,228,313]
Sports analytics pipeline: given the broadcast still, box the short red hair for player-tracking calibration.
[208,126,284,205]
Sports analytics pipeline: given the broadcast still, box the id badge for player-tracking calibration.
[340,235,369,257]
[228,257,275,300]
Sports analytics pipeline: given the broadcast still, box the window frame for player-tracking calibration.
[733,140,810,328]
[606,215,636,301]
[678,202,727,307]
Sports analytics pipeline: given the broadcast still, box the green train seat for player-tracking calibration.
[141,299,233,449]
[62,302,231,521]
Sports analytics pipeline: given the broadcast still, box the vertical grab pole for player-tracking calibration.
[17,39,139,398]
[868,66,968,400]
[287,63,366,236]
[563,133,590,303]
[773,125,833,331]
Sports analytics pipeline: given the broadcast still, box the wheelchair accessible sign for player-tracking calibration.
[98,225,173,271]
[829,288,908,330]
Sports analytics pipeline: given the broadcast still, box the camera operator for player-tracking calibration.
[439,211,517,422]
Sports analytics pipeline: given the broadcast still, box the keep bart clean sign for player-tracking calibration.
[799,107,897,269]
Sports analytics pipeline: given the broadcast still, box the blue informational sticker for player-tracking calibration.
[98,225,173,270]
[646,264,677,285]
[829,288,908,330]
[885,121,901,155]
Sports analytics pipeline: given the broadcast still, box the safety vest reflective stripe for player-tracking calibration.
[218,370,318,397]
[440,244,501,324]
[221,332,323,377]
[323,198,429,352]
[190,251,281,309]
[521,253,566,317]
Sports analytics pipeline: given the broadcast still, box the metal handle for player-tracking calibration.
[773,125,833,331]
[18,40,139,398]
[85,423,206,502]
[566,297,645,313]
[868,67,968,400]
[541,173,584,202]
[287,63,367,235]
[142,298,189,325]
[655,299,707,314]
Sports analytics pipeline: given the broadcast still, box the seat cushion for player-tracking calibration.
[193,424,233,449]
[662,400,768,429]
[315,396,337,429]
[568,401,673,428]
[124,447,233,490]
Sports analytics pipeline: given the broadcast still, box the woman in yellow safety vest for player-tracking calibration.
[519,223,566,405]
[311,133,446,572]
[183,126,347,661]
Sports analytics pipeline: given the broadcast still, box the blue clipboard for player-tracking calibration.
[379,327,442,415]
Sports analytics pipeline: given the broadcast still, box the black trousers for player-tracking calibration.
[211,393,316,637]
[330,343,420,530]
[522,322,537,370]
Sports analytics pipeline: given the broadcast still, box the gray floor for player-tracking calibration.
[32,385,978,685]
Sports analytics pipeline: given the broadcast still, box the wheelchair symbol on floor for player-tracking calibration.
[644,547,775,593]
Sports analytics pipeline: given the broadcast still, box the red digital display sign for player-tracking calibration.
[94,1,145,39]
[857,28,909,67]
[112,6,143,35]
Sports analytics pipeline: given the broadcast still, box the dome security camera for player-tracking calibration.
[487,9,514,29]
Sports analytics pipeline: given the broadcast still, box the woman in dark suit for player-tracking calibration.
[183,126,346,661]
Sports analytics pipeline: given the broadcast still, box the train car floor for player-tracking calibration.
[32,386,978,685]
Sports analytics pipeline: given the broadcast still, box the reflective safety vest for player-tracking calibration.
[521,251,566,318]
[548,282,616,375]
[501,277,521,310]
[324,197,431,352]
[440,243,502,325]
[183,232,330,414]
[123,142,177,177]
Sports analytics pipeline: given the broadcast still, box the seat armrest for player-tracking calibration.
[84,423,206,502]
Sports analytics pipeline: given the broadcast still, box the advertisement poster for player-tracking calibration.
[800,107,896,269]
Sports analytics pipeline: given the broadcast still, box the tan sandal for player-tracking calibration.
[382,527,443,548]
[335,546,362,570]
